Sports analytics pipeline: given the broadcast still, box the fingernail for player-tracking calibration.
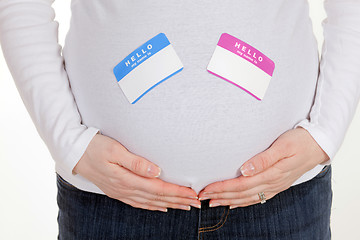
[240,163,255,176]
[209,202,220,207]
[199,196,210,201]
[179,205,191,211]
[159,208,168,212]
[188,196,198,199]
[229,206,238,210]
[148,165,161,177]
[190,203,201,209]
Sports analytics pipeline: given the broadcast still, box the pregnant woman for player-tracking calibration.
[1,0,359,239]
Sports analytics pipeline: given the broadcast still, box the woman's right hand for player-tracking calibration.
[73,133,201,212]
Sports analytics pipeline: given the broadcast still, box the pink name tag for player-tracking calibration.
[207,33,275,100]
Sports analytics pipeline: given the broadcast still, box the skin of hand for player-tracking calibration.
[197,127,330,209]
[73,133,201,212]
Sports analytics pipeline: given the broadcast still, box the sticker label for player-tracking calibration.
[113,33,183,104]
[207,33,275,100]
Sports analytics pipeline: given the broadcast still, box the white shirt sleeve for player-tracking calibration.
[295,0,360,165]
[0,0,100,174]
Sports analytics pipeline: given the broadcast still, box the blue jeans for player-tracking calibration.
[56,165,332,240]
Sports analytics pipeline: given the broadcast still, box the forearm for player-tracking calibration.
[0,0,99,173]
[295,0,360,164]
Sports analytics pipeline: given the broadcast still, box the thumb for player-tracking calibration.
[240,145,284,177]
[121,152,162,178]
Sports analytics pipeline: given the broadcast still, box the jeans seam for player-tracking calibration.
[198,207,226,230]
[198,207,230,233]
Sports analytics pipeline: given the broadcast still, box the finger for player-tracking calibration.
[140,177,199,199]
[239,143,287,177]
[199,176,260,195]
[112,146,162,178]
[141,191,201,209]
[200,165,283,194]
[129,196,192,211]
[199,185,267,201]
[119,166,199,199]
[209,192,276,208]
[120,198,168,212]
[122,187,201,208]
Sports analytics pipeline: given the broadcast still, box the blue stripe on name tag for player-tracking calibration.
[113,33,171,82]
[131,67,184,104]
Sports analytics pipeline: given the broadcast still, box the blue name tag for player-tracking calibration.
[113,33,183,104]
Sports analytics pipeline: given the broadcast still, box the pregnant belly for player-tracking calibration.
[67,66,317,194]
[64,42,318,194]
[63,0,319,194]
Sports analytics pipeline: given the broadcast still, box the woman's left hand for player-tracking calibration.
[197,127,330,209]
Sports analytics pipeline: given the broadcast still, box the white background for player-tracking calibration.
[1,0,359,239]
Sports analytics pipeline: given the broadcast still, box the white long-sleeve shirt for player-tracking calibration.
[1,0,359,195]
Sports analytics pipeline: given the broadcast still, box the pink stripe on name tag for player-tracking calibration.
[217,33,275,76]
